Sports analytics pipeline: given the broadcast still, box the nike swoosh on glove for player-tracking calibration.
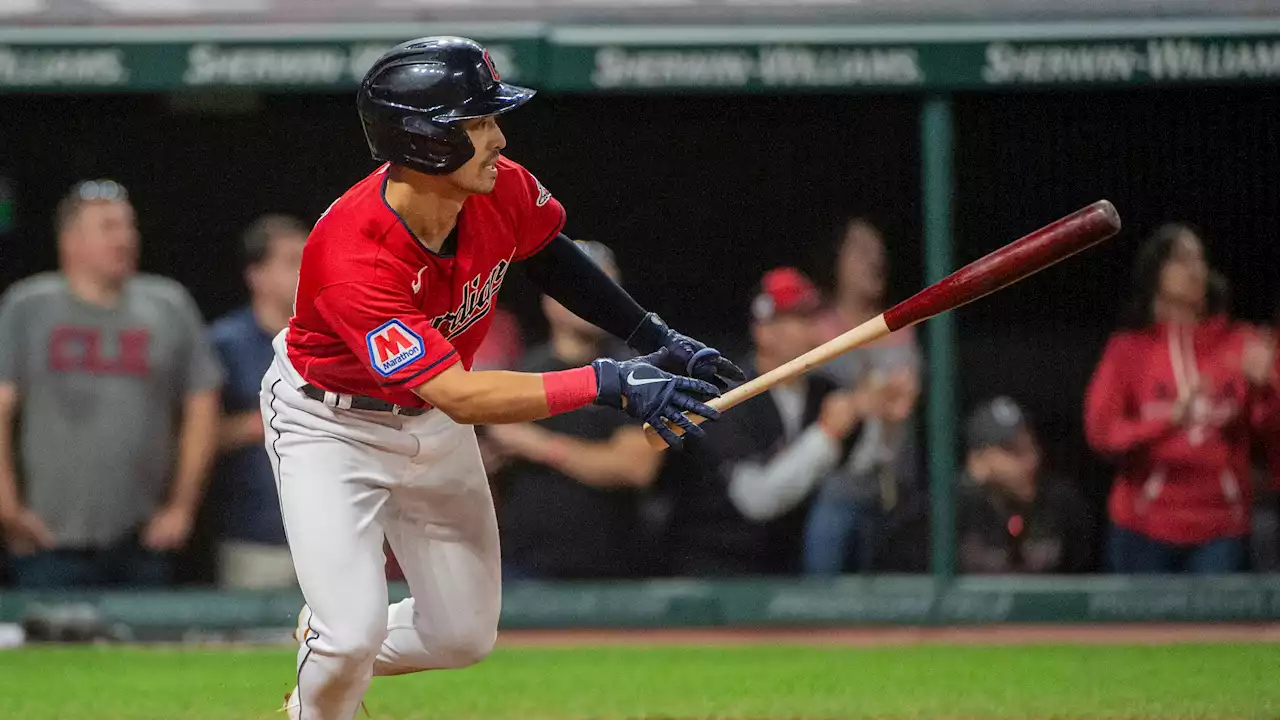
[592,349,722,449]
[626,313,746,392]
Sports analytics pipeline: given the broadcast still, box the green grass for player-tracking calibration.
[1,643,1276,719]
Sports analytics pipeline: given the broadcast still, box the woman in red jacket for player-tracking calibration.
[1263,301,1280,494]
[1084,223,1279,573]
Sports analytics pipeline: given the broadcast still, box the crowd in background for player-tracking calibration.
[0,179,1277,590]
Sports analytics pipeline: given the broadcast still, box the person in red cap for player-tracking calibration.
[662,268,877,575]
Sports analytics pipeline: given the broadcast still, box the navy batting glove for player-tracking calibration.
[592,350,722,449]
[626,313,746,392]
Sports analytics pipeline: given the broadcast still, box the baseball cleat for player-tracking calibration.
[279,605,309,718]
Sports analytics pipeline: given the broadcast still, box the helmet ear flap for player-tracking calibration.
[360,109,476,175]
[400,116,476,174]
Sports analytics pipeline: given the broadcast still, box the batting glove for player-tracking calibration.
[626,313,746,392]
[592,349,722,449]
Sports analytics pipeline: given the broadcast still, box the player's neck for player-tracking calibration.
[384,167,466,253]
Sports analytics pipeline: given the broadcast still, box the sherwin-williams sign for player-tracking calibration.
[0,38,536,90]
[555,35,1280,90]
[2,20,1280,92]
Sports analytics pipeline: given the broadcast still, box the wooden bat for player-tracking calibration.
[643,199,1122,450]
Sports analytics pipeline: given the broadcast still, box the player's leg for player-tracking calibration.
[372,414,501,676]
[262,369,400,719]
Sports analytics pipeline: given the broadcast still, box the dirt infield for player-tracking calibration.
[497,623,1280,648]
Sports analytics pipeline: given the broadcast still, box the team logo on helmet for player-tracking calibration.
[482,50,500,82]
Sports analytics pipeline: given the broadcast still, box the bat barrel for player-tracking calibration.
[883,200,1121,332]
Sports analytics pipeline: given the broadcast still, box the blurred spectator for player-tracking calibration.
[1261,299,1280,489]
[1084,223,1279,574]
[470,305,524,371]
[956,396,1094,573]
[0,179,223,587]
[1255,299,1280,570]
[207,214,307,589]
[804,218,922,574]
[484,241,662,580]
[665,268,872,576]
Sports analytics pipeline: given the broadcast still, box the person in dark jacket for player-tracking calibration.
[956,396,1094,574]
[665,267,874,576]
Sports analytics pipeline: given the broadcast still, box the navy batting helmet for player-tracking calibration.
[357,36,535,175]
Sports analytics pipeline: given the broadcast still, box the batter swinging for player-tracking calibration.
[263,37,743,719]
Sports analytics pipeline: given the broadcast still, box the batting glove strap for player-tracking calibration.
[625,313,746,391]
[624,312,670,355]
[591,358,624,410]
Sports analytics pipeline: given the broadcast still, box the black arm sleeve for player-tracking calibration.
[519,233,650,342]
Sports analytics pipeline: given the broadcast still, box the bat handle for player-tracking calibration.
[642,314,892,450]
[640,391,729,450]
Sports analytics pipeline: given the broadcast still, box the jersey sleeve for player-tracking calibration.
[313,281,461,390]
[509,165,567,261]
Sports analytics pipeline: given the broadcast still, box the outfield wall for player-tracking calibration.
[4,576,1280,640]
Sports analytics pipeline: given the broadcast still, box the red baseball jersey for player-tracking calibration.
[285,157,566,408]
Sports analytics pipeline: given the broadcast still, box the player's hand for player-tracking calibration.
[142,503,195,551]
[592,349,722,449]
[627,313,746,391]
[0,506,55,556]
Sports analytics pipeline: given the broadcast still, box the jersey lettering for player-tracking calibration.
[430,259,510,340]
[366,320,425,377]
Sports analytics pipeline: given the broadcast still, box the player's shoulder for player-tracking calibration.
[304,166,401,270]
[0,272,67,308]
[310,164,394,234]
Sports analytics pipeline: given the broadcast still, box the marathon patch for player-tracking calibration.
[366,319,425,377]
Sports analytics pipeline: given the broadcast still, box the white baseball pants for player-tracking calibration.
[260,350,501,720]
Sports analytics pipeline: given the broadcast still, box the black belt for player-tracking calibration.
[300,384,430,416]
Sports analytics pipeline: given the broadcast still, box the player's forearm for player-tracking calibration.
[415,364,596,426]
[520,234,649,341]
[168,390,221,512]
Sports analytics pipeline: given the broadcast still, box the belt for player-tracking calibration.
[299,384,430,416]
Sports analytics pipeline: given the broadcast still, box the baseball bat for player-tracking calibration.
[643,199,1122,450]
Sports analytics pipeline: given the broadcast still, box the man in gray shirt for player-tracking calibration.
[0,179,223,587]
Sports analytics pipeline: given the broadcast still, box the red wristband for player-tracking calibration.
[543,366,598,415]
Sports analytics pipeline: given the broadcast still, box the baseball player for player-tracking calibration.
[264,37,744,719]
